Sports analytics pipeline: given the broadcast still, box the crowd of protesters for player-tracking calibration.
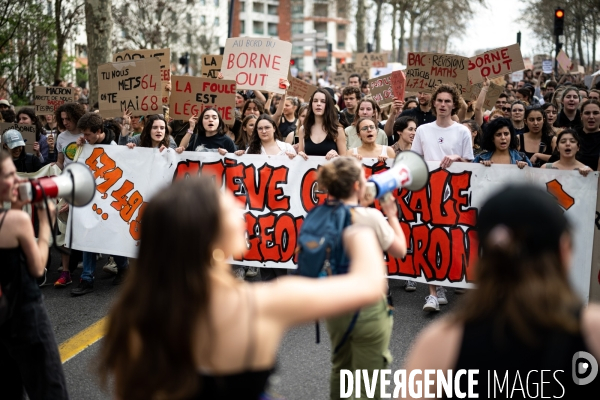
[1,64,600,399]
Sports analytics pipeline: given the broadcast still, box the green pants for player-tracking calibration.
[326,298,393,400]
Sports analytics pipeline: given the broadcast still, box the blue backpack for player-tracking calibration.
[296,202,354,278]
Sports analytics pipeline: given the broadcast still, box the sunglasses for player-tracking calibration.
[502,107,511,112]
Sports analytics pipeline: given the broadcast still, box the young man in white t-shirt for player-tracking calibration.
[410,84,474,312]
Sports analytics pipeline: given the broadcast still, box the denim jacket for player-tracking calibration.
[472,149,532,166]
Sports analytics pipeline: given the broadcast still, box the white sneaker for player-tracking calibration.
[246,267,258,277]
[423,295,440,312]
[233,267,246,280]
[436,286,448,305]
[404,280,417,292]
[103,257,118,274]
[77,261,83,269]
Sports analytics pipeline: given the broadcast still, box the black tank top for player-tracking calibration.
[449,313,599,398]
[195,287,273,399]
[305,134,338,156]
[279,117,297,138]
[518,133,552,167]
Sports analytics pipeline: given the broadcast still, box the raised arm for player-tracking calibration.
[384,98,403,137]
[474,78,490,127]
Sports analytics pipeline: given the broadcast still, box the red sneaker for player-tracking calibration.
[54,271,72,287]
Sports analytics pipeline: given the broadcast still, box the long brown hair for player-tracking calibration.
[304,88,340,141]
[352,98,380,126]
[247,114,282,154]
[140,115,171,148]
[98,177,222,399]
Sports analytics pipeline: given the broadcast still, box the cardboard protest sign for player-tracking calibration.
[557,50,572,73]
[511,70,524,83]
[405,52,469,93]
[463,82,503,110]
[287,76,317,100]
[542,60,554,74]
[355,53,388,69]
[34,86,75,115]
[468,44,525,84]
[332,70,347,86]
[0,122,37,153]
[113,48,171,105]
[169,76,236,124]
[222,37,292,94]
[71,146,598,299]
[391,70,406,101]
[368,73,393,105]
[201,55,223,79]
[97,58,162,118]
[334,62,356,85]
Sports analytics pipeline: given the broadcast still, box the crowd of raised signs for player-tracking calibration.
[2,64,600,288]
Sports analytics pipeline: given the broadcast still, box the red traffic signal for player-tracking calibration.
[290,59,296,66]
[555,9,564,18]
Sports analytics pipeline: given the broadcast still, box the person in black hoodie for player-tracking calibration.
[2,130,42,173]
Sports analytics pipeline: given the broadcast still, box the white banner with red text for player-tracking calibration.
[68,145,598,300]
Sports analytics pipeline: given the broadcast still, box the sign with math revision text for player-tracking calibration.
[34,87,75,115]
[201,55,223,79]
[405,52,469,94]
[113,48,171,105]
[222,37,292,94]
[98,58,162,118]
[169,76,236,124]
[468,44,525,84]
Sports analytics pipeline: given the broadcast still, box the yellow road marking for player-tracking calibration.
[59,317,107,363]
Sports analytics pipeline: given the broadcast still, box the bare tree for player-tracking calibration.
[85,0,112,106]
[355,0,366,52]
[54,0,85,82]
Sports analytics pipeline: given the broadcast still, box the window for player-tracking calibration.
[313,4,328,17]
[267,5,277,15]
[214,0,219,6]
[314,22,327,33]
[337,41,345,48]
[187,33,192,45]
[214,37,219,46]
[337,24,345,31]
[186,13,192,24]
[268,23,278,36]
[291,0,303,16]
[214,17,219,26]
[253,21,264,34]
[240,1,245,11]
[291,22,303,34]
[171,32,180,42]
[200,0,205,4]
[200,15,206,25]
[252,2,263,13]
[241,20,245,34]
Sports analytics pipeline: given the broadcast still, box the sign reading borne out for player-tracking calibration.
[221,37,292,94]
[34,86,75,115]
[468,44,525,84]
[169,76,237,124]
[97,58,162,118]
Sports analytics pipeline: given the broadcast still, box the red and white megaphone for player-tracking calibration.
[364,151,429,203]
[18,162,96,207]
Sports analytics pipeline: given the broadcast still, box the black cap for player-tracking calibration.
[478,185,569,255]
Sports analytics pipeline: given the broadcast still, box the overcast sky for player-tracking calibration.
[379,0,540,58]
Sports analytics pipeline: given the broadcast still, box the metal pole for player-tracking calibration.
[228,0,235,38]
[555,35,559,76]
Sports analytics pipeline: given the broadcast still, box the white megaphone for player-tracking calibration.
[18,162,96,207]
[364,151,429,204]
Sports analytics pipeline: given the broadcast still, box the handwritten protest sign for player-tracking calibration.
[201,55,223,79]
[557,50,572,73]
[355,53,388,69]
[368,73,393,105]
[468,44,525,84]
[169,76,236,123]
[34,86,75,115]
[0,122,37,153]
[113,48,171,105]
[70,146,598,300]
[391,70,406,101]
[97,58,162,118]
[405,52,469,93]
[287,76,317,100]
[464,82,504,111]
[222,37,292,94]
[334,62,356,85]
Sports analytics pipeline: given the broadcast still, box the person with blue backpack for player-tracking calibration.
[297,157,408,399]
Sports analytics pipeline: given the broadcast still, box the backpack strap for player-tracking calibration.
[333,311,360,354]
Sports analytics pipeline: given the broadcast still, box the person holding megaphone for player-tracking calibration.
[0,150,69,399]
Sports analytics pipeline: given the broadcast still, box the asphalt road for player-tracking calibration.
[41,249,459,399]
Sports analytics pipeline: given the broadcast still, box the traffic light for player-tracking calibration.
[290,59,296,66]
[554,8,564,36]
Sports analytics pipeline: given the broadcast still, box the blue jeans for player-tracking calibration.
[81,252,128,283]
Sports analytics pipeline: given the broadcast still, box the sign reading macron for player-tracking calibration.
[221,37,292,94]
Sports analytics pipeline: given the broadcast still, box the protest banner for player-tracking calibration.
[97,58,162,118]
[368,73,393,105]
[287,76,317,100]
[169,76,236,123]
[391,70,406,101]
[468,44,525,84]
[113,48,171,105]
[355,53,389,69]
[201,55,223,79]
[0,122,37,153]
[405,52,469,93]
[70,146,598,300]
[222,37,292,94]
[34,86,75,115]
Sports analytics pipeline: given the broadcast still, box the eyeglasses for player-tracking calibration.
[256,126,273,132]
[502,107,511,112]
[360,125,377,132]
